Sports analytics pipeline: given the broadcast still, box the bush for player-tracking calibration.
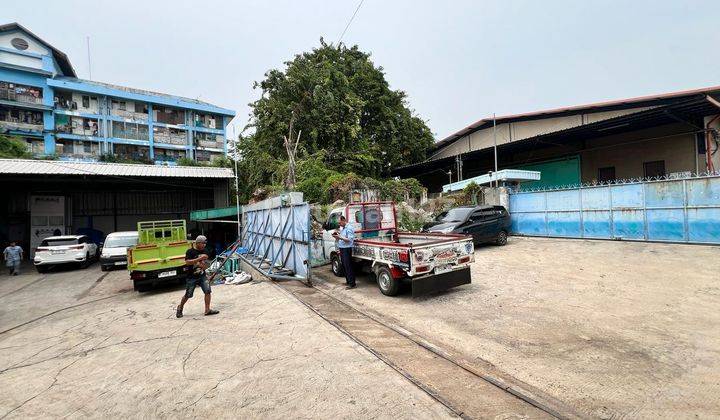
[398,207,426,232]
[0,135,31,159]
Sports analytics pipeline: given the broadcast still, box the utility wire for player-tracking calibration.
[337,0,364,45]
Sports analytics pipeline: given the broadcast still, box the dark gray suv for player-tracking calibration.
[423,205,511,245]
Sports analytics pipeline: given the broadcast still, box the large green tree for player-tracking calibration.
[238,40,434,195]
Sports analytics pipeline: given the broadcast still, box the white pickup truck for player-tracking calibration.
[321,202,474,296]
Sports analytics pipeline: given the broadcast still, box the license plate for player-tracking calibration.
[435,257,457,265]
[158,271,175,278]
[51,250,65,255]
[114,261,126,266]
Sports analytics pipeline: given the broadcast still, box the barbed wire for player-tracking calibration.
[509,171,720,194]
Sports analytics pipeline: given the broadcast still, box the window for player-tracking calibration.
[82,95,90,108]
[597,167,616,182]
[119,101,126,111]
[11,37,29,50]
[134,102,148,114]
[83,142,91,153]
[41,238,78,246]
[643,161,665,178]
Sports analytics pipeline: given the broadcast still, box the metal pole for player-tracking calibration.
[86,36,92,80]
[493,113,498,188]
[231,125,241,239]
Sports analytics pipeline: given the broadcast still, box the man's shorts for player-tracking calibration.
[185,274,211,298]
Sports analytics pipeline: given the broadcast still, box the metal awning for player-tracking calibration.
[442,169,541,192]
[190,206,240,222]
[0,159,234,178]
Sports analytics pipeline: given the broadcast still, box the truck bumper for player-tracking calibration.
[411,266,471,297]
[131,266,189,291]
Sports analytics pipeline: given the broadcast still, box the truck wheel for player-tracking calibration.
[495,230,508,246]
[134,282,149,292]
[331,253,345,277]
[376,266,399,296]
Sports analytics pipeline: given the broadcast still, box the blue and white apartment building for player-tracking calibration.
[0,22,234,164]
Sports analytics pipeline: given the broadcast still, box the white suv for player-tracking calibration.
[34,235,99,273]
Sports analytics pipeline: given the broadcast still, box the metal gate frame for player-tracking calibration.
[509,172,720,245]
[238,193,312,284]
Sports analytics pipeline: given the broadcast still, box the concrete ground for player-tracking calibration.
[314,237,720,419]
[0,263,453,419]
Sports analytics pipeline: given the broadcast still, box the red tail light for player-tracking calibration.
[458,256,470,264]
[398,250,409,263]
[415,265,430,273]
[130,271,146,280]
[70,245,84,250]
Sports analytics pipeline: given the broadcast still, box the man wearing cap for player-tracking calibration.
[176,235,219,318]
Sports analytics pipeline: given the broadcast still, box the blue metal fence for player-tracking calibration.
[240,194,312,283]
[509,174,720,244]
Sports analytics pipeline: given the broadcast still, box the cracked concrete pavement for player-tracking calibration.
[314,237,720,419]
[0,264,454,419]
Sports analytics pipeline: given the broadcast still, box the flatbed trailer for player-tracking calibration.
[322,202,474,296]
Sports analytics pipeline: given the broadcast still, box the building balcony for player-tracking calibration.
[0,82,43,106]
[0,120,43,133]
[196,140,224,150]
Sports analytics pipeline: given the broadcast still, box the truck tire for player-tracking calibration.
[495,230,508,246]
[376,266,400,296]
[331,253,345,277]
[134,282,150,292]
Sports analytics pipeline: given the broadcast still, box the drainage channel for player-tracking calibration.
[272,279,582,420]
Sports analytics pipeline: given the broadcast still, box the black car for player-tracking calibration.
[423,205,511,245]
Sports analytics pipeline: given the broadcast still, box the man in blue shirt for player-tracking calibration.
[3,241,23,276]
[333,216,356,289]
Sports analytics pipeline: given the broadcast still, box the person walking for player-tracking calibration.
[176,235,219,318]
[333,215,356,289]
[3,241,23,276]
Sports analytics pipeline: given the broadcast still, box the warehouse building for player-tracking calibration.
[393,86,720,192]
[0,159,234,257]
[0,22,234,164]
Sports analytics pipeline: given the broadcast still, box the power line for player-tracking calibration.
[337,0,364,45]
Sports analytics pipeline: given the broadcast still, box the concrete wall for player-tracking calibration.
[580,124,696,181]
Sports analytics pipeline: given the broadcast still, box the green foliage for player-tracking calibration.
[381,178,424,203]
[210,155,233,168]
[398,208,426,232]
[461,181,482,205]
[176,157,200,167]
[37,153,59,160]
[99,153,152,165]
[238,40,435,196]
[0,135,31,159]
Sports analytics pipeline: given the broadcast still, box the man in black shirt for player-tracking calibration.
[176,235,219,318]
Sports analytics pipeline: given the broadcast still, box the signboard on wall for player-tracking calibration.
[30,195,65,257]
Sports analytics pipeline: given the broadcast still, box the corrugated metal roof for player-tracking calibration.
[434,84,720,150]
[0,159,234,179]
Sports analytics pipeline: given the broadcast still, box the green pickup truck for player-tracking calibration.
[127,220,192,292]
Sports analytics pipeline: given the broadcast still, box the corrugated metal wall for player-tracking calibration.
[71,190,213,216]
[509,174,720,244]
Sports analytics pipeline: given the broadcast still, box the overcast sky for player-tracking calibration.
[5,0,720,141]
